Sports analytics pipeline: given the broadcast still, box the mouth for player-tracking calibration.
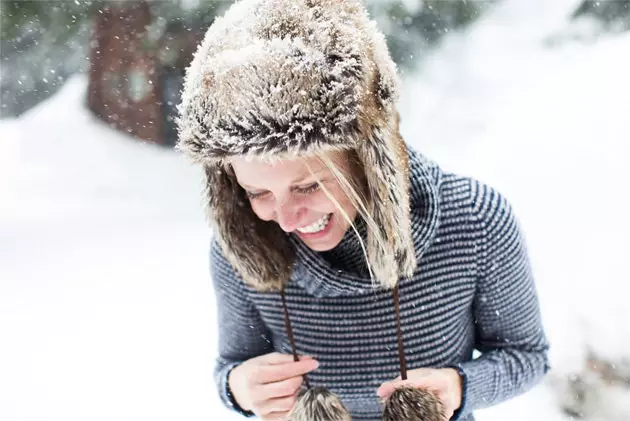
[296,213,333,234]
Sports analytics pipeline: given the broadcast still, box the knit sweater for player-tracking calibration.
[210,149,550,421]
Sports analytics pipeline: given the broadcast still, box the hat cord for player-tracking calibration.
[280,283,408,388]
[393,283,408,380]
[280,286,311,389]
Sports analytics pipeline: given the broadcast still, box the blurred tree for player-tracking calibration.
[572,0,630,30]
[1,0,491,118]
[0,0,228,118]
[366,0,494,73]
[1,0,99,117]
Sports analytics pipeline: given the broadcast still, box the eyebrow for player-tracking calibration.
[240,168,328,190]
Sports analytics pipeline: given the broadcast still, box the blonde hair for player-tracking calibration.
[306,149,388,286]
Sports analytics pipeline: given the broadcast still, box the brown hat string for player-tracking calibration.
[280,286,352,421]
[382,281,445,421]
[392,283,408,380]
[280,286,311,389]
[280,282,445,421]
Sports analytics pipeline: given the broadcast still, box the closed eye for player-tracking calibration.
[245,190,269,199]
[295,182,320,194]
[244,182,321,200]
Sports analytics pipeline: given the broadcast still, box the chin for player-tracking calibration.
[303,237,343,252]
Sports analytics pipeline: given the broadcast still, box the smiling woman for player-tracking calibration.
[176,0,549,420]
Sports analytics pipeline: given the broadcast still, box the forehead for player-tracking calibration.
[229,151,346,187]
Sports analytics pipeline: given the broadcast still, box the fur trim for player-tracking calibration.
[177,0,416,291]
[382,387,445,421]
[288,387,351,421]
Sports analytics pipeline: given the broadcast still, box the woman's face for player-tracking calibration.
[230,151,358,251]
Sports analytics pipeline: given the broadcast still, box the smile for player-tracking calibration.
[296,214,332,234]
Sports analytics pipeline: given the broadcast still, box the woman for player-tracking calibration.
[177,0,549,420]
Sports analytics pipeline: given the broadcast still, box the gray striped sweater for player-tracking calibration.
[210,148,550,420]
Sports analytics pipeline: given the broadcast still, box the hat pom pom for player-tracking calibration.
[382,386,445,421]
[288,387,352,421]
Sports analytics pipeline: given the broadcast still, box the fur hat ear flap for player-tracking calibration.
[356,125,416,289]
[288,387,352,421]
[204,164,293,291]
[382,386,445,421]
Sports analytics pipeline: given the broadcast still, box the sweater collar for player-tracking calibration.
[289,148,441,298]
[319,215,371,278]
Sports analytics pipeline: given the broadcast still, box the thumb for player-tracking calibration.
[258,352,314,365]
[377,380,401,399]
[377,383,393,399]
[377,379,419,399]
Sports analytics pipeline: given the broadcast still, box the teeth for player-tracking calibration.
[297,214,331,234]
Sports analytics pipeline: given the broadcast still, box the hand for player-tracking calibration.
[377,368,463,420]
[228,352,319,421]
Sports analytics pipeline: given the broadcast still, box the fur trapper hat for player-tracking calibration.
[177,0,416,292]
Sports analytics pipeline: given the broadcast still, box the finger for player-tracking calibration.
[392,374,440,391]
[259,394,298,414]
[377,379,416,399]
[259,376,303,400]
[376,382,395,399]
[259,358,319,384]
[257,352,313,366]
[443,408,455,420]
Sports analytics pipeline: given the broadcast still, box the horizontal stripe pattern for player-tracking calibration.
[211,150,549,420]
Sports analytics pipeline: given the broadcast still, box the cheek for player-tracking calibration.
[312,185,354,213]
[249,200,275,221]
[301,192,331,212]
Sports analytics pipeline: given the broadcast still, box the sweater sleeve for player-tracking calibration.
[210,239,274,417]
[452,182,550,419]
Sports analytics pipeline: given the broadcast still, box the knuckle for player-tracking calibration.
[289,376,303,393]
[278,381,295,396]
[250,391,266,408]
[286,394,298,408]
[277,398,292,412]
[251,365,266,382]
[278,378,301,396]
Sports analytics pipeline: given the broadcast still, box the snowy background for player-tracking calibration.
[1,0,629,420]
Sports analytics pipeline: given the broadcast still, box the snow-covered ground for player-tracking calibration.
[0,77,223,420]
[1,0,628,420]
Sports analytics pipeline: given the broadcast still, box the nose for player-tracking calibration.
[275,199,304,233]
